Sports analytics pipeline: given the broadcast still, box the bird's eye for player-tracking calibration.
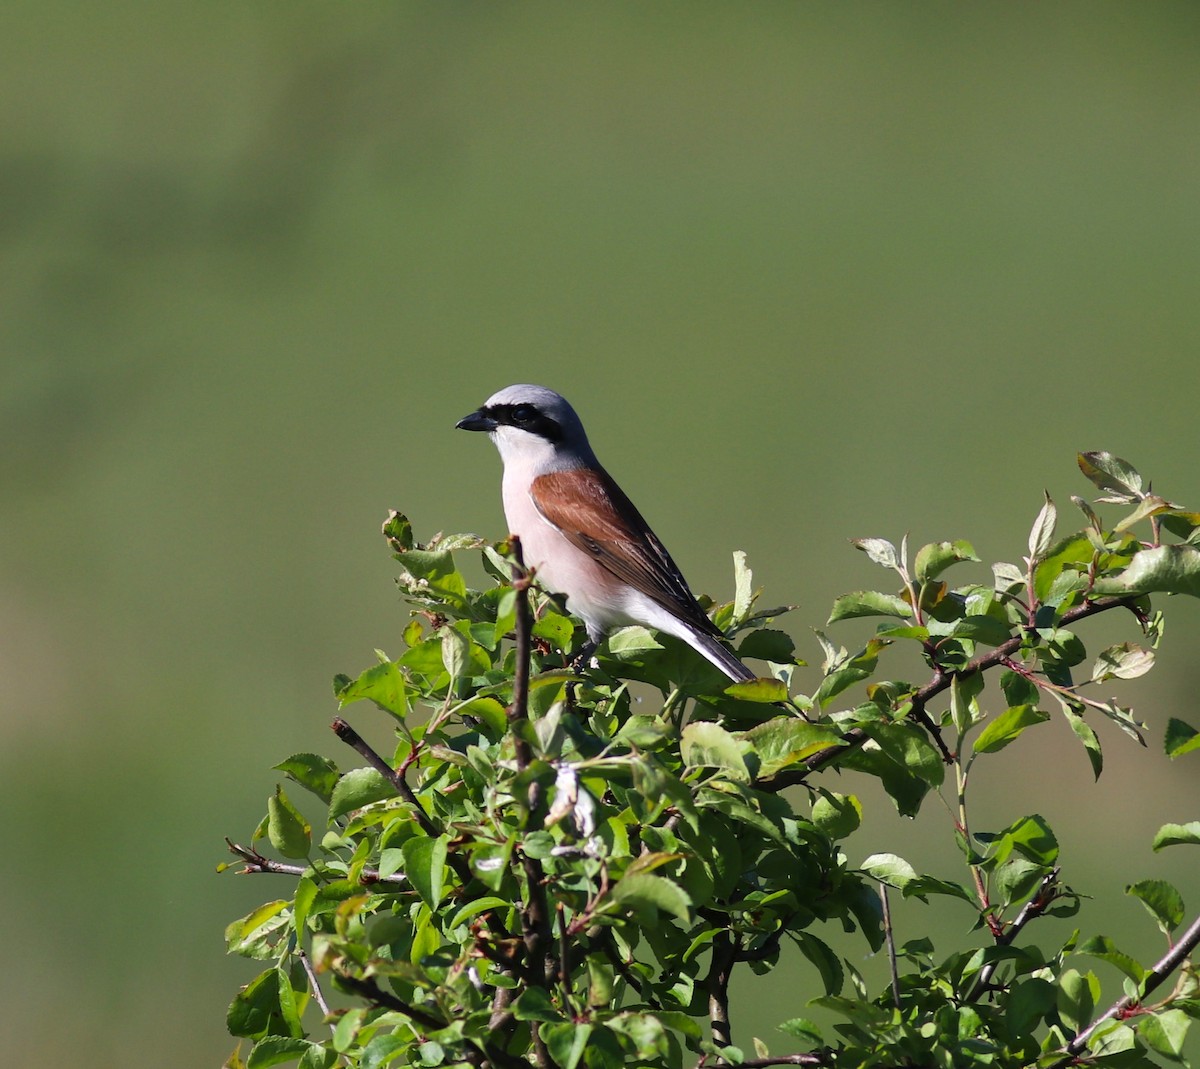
[511,404,537,424]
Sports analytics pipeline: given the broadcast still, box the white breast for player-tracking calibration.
[499,465,631,640]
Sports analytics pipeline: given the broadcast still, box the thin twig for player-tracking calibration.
[758,595,1138,792]
[225,839,410,886]
[331,716,440,838]
[879,885,901,1009]
[298,950,333,1020]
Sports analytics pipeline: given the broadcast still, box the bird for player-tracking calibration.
[456,384,755,683]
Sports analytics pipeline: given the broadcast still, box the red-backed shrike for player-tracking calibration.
[456,384,755,682]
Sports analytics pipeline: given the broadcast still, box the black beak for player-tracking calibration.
[455,409,496,432]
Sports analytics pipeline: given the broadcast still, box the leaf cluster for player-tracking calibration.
[223,453,1200,1069]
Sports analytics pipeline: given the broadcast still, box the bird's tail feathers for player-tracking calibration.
[688,628,757,683]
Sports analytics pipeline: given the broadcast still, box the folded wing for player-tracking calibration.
[529,467,725,638]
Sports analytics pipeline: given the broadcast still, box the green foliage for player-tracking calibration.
[224,455,1200,1069]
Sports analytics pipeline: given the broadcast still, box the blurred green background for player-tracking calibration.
[3,3,1199,1064]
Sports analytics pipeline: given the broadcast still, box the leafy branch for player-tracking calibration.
[221,453,1200,1069]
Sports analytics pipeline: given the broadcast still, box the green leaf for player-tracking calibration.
[914,540,979,582]
[1076,934,1146,982]
[532,610,574,651]
[852,537,900,571]
[680,721,749,781]
[860,852,917,890]
[1126,879,1184,935]
[839,746,929,818]
[605,625,664,657]
[1092,544,1200,598]
[328,768,395,822]
[1153,822,1200,850]
[267,786,311,859]
[1115,494,1174,533]
[946,614,1014,647]
[359,1033,409,1069]
[994,857,1046,905]
[1078,451,1145,502]
[337,660,408,721]
[991,813,1059,866]
[811,791,862,839]
[382,510,414,552]
[440,625,469,679]
[795,932,843,996]
[469,836,514,891]
[511,986,562,1023]
[1093,642,1155,682]
[607,1013,669,1058]
[541,1022,593,1069]
[732,549,754,625]
[1056,968,1099,1035]
[292,877,317,936]
[448,897,511,930]
[827,590,911,623]
[1006,977,1056,1037]
[401,835,448,908]
[456,696,508,736]
[744,719,839,777]
[299,1045,337,1069]
[1138,1008,1191,1061]
[228,969,286,1040]
[247,1037,328,1069]
[1028,491,1057,561]
[903,875,974,903]
[1165,718,1200,758]
[611,872,692,922]
[974,705,1050,754]
[863,721,944,787]
[272,754,339,804]
[724,677,789,703]
[1062,704,1104,780]
[778,1018,824,1046]
[736,628,797,662]
[225,901,290,959]
[949,675,972,736]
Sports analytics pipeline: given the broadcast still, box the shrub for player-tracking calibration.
[222,452,1200,1069]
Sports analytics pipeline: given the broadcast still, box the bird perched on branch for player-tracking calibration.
[456,384,755,682]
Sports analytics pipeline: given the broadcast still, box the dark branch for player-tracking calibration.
[707,930,738,1055]
[968,869,1061,1000]
[508,535,535,769]
[1054,910,1200,1063]
[507,536,554,1069]
[335,974,530,1069]
[331,715,440,838]
[703,1058,828,1069]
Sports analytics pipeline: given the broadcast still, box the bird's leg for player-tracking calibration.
[566,638,599,675]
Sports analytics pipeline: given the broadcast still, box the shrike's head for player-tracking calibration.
[456,384,597,470]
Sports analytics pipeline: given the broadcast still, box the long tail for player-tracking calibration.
[687,627,757,682]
